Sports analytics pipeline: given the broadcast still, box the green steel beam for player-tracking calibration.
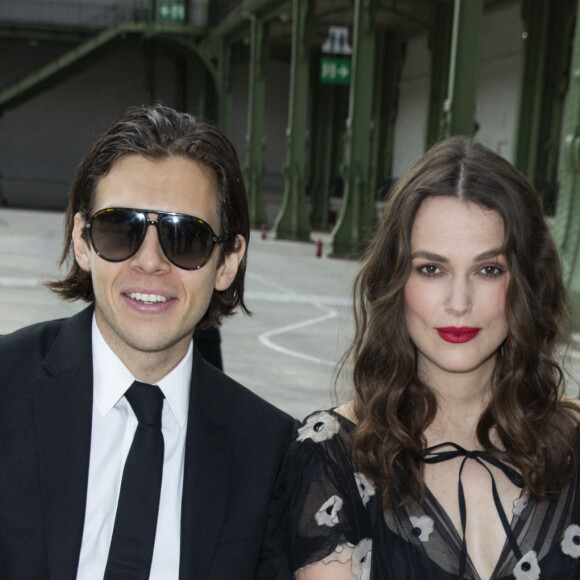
[309,82,336,231]
[310,81,350,230]
[331,0,379,257]
[143,38,156,105]
[196,59,210,118]
[216,40,234,135]
[0,22,210,114]
[442,0,483,138]
[370,31,405,201]
[174,54,188,112]
[426,0,453,146]
[0,22,94,43]
[0,20,205,42]
[156,35,217,88]
[555,0,580,332]
[207,0,291,42]
[514,0,576,213]
[274,0,313,241]
[243,17,269,228]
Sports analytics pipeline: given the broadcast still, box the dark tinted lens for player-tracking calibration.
[90,209,146,261]
[157,215,215,269]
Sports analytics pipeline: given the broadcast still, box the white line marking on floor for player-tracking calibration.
[258,302,339,366]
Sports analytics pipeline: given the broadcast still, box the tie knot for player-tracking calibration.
[125,381,164,427]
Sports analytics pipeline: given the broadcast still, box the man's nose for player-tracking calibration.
[129,222,171,274]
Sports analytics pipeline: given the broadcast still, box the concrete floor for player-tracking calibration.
[1,208,578,419]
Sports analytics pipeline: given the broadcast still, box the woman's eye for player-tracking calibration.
[480,265,503,277]
[418,264,441,276]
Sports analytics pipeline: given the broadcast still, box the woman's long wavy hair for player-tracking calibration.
[346,135,578,508]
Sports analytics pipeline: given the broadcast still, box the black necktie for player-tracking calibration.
[104,381,165,579]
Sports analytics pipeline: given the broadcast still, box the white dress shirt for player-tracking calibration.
[76,316,192,579]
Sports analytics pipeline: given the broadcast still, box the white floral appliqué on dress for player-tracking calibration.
[561,523,580,559]
[409,515,434,542]
[513,550,540,580]
[297,411,340,443]
[315,495,343,527]
[354,472,376,506]
[351,538,372,580]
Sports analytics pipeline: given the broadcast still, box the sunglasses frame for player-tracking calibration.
[84,207,229,270]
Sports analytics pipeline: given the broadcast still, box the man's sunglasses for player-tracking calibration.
[84,208,228,270]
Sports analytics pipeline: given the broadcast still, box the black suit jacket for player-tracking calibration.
[0,306,296,579]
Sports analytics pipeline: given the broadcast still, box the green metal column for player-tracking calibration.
[330,0,379,257]
[370,31,405,201]
[196,61,218,122]
[442,0,483,138]
[310,82,336,230]
[144,39,157,105]
[174,54,187,113]
[145,0,156,104]
[426,0,454,146]
[274,0,313,240]
[514,0,576,213]
[555,0,580,332]
[244,18,268,228]
[195,59,209,118]
[216,40,233,136]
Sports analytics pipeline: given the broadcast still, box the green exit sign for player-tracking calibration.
[158,2,185,21]
[320,57,351,85]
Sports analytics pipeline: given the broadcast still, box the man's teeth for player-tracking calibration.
[128,292,167,304]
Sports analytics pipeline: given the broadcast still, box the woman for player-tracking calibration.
[285,136,580,579]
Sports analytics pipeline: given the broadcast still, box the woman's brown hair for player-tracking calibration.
[346,135,578,507]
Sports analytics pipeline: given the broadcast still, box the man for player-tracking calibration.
[0,104,295,579]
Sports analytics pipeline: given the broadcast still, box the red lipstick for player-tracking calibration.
[437,327,481,343]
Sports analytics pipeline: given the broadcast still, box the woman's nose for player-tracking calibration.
[445,277,472,316]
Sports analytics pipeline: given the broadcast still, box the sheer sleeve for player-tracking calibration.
[284,411,374,579]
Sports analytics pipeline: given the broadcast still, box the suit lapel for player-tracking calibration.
[32,307,94,579]
[179,350,230,579]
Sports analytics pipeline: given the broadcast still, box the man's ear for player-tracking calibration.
[215,235,246,291]
[72,212,92,273]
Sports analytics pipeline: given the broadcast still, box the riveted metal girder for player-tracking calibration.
[514,0,576,213]
[309,82,336,231]
[426,0,453,146]
[0,22,213,114]
[310,79,350,231]
[216,40,233,135]
[441,0,483,138]
[555,0,580,331]
[143,38,156,105]
[370,31,405,203]
[330,0,379,257]
[274,0,313,240]
[244,17,269,228]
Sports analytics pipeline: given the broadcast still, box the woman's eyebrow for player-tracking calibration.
[411,251,448,262]
[474,248,504,261]
[410,248,504,262]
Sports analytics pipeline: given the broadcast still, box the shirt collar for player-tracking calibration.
[91,315,192,428]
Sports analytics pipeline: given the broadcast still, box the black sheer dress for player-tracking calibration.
[285,410,580,579]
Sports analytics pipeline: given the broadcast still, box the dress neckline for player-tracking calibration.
[330,410,528,578]
[422,442,524,578]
